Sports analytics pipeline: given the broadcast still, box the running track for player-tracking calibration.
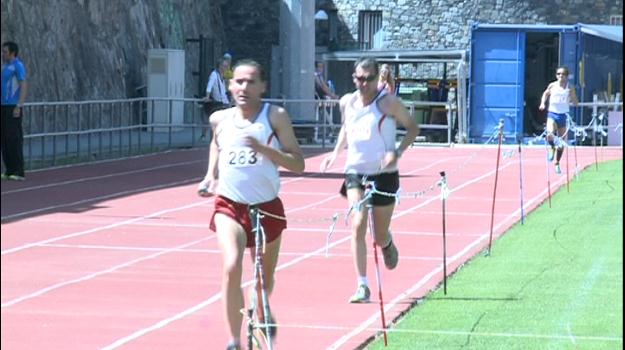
[1,145,622,349]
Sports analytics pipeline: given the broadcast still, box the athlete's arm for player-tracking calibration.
[320,94,350,172]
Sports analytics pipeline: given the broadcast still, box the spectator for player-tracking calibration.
[201,56,231,141]
[378,63,396,95]
[1,41,28,181]
[314,61,338,100]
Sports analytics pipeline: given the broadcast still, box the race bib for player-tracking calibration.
[225,146,261,168]
[347,125,372,141]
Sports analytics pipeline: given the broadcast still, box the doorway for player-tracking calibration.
[523,32,559,137]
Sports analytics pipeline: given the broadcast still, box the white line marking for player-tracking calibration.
[99,235,354,350]
[1,199,211,256]
[254,322,622,342]
[1,178,198,221]
[1,236,213,308]
[1,159,203,195]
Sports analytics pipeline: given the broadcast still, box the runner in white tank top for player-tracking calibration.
[343,90,397,175]
[320,58,419,303]
[539,66,579,174]
[196,60,304,350]
[215,102,281,204]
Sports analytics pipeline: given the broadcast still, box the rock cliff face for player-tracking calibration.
[1,0,224,101]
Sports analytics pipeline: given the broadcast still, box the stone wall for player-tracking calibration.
[220,0,280,78]
[330,0,622,51]
[1,0,223,101]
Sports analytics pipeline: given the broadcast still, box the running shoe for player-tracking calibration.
[555,164,561,174]
[382,233,399,270]
[225,343,240,350]
[8,175,25,181]
[348,284,371,303]
[0,173,7,180]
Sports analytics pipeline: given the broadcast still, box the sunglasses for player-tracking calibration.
[353,74,377,83]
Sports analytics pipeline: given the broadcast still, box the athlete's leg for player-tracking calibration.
[214,213,247,346]
[249,234,282,322]
[371,204,394,247]
[347,187,369,280]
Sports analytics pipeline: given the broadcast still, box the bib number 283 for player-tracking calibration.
[228,148,259,167]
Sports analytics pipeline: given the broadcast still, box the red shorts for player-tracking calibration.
[210,195,287,248]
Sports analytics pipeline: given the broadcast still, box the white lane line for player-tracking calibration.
[1,236,214,308]
[1,198,211,256]
[1,159,203,195]
[1,178,199,221]
[251,322,622,343]
[99,234,354,350]
[38,243,444,261]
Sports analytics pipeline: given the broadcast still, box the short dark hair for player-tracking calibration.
[2,41,19,56]
[556,66,569,75]
[354,57,378,76]
[233,59,265,81]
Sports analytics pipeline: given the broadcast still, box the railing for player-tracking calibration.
[575,94,622,147]
[17,96,457,171]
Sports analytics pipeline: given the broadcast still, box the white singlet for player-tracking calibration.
[343,91,397,175]
[215,103,281,204]
[548,83,571,114]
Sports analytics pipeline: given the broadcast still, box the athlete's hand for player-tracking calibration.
[197,177,217,197]
[243,136,264,153]
[538,103,546,111]
[320,153,336,172]
[380,151,399,170]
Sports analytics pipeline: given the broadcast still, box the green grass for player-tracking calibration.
[367,160,623,350]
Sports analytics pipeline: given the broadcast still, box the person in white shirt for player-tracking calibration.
[201,57,231,141]
[197,60,304,350]
[320,57,419,303]
[539,66,579,174]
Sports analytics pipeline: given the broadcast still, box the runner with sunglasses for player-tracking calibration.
[320,57,419,303]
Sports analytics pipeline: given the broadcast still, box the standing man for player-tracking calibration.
[1,41,28,181]
[201,56,231,141]
[314,60,338,100]
[197,60,305,350]
[320,57,419,303]
[539,65,579,174]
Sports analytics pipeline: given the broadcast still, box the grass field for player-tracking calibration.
[367,160,623,350]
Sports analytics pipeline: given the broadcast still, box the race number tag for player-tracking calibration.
[347,125,372,141]
[226,147,261,168]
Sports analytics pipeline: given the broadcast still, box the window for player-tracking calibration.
[358,11,383,50]
[610,15,622,26]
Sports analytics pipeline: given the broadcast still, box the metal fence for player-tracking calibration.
[15,96,456,171]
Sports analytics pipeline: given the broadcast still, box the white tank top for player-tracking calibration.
[344,91,397,175]
[548,83,571,114]
[215,103,281,204]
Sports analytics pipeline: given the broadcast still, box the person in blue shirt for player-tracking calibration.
[1,41,28,180]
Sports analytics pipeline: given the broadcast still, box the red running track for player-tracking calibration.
[1,145,622,349]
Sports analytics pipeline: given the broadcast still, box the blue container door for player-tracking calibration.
[470,30,525,143]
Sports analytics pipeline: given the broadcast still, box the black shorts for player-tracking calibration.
[340,171,400,206]
[203,102,228,120]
